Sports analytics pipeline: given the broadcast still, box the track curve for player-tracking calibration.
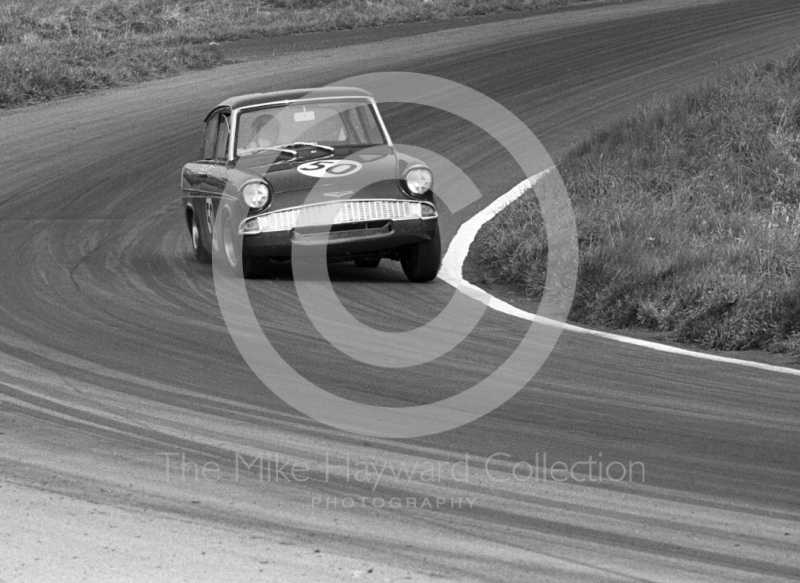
[2,1,800,581]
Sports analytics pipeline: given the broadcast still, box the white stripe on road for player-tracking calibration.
[440,169,800,377]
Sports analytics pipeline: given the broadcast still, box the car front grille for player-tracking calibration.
[248,199,435,234]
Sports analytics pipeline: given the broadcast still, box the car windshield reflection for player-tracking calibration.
[236,100,387,158]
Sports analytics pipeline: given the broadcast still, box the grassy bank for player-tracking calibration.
[476,49,800,355]
[0,0,586,107]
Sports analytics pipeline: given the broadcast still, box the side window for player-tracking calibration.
[202,115,218,160]
[342,108,367,143]
[215,114,231,160]
[359,105,385,144]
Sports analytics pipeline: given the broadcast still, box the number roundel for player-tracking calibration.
[296,160,362,178]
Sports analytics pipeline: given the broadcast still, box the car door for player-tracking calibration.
[182,109,232,250]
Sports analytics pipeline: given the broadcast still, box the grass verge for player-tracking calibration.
[0,0,588,107]
[476,49,800,355]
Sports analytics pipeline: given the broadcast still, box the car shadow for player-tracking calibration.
[246,258,414,284]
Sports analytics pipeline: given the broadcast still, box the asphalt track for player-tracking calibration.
[1,0,800,581]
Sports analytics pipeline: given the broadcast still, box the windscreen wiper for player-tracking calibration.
[278,142,335,153]
[238,145,298,157]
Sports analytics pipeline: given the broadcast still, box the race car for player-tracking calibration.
[181,87,440,281]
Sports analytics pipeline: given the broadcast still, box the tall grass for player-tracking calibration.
[0,36,221,105]
[477,50,800,354]
[0,0,583,44]
[0,0,584,107]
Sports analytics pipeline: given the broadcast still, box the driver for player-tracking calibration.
[246,114,281,149]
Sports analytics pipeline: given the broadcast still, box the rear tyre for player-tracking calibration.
[354,256,381,268]
[400,225,441,282]
[190,213,211,264]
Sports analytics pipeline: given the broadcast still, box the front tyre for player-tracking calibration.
[400,225,441,282]
[221,209,262,279]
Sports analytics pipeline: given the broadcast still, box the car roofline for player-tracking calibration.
[212,87,373,113]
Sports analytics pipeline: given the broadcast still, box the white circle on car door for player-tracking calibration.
[296,159,362,178]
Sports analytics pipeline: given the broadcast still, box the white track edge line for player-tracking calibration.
[439,168,800,378]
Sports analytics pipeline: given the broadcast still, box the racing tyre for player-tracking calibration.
[221,210,262,278]
[400,225,441,282]
[190,213,212,264]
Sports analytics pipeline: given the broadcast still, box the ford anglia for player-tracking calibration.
[181,87,440,281]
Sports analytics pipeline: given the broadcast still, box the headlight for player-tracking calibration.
[242,182,272,209]
[403,167,432,196]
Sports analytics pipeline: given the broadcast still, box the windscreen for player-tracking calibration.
[236,100,386,156]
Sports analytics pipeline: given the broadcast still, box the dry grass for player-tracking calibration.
[476,49,800,355]
[0,0,586,107]
[0,36,220,105]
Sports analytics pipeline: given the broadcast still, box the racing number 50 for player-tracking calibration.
[297,160,362,178]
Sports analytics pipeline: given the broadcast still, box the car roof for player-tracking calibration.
[213,87,374,113]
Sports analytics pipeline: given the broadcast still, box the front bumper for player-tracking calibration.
[240,199,438,259]
[242,217,438,259]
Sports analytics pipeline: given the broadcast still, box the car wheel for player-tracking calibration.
[190,213,212,264]
[400,225,441,282]
[221,210,262,278]
[354,256,381,268]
